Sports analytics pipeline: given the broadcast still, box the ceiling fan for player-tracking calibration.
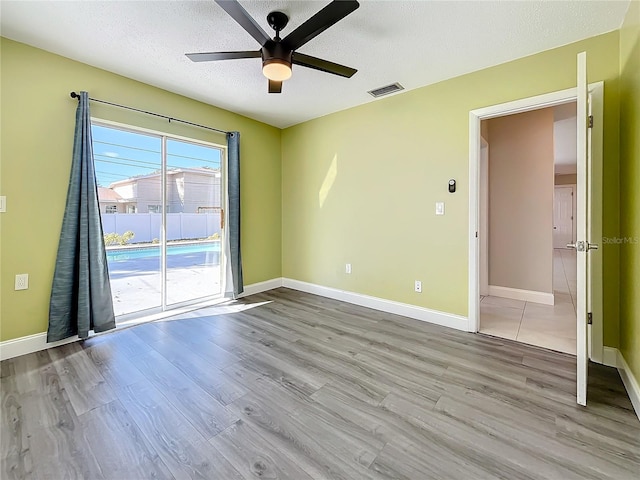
[186,0,360,93]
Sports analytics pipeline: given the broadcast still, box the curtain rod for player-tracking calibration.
[69,91,230,135]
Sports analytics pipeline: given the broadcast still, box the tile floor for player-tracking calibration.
[479,249,577,354]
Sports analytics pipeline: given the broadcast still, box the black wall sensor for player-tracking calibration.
[449,179,456,193]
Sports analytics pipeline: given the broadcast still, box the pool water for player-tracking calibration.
[106,242,220,262]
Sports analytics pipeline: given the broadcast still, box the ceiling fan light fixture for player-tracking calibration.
[262,58,292,81]
[191,0,360,92]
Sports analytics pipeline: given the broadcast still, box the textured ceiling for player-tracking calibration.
[0,0,630,128]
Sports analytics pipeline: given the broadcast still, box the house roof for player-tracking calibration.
[0,1,630,128]
[108,167,220,188]
[97,187,124,202]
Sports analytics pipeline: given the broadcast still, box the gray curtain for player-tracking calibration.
[226,131,244,297]
[47,91,116,342]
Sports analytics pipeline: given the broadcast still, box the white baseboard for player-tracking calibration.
[282,278,469,332]
[616,349,640,421]
[488,285,554,305]
[0,332,79,361]
[238,277,283,298]
[603,347,640,421]
[603,346,618,368]
[0,278,285,361]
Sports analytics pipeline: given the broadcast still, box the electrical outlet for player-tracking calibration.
[414,280,422,293]
[15,274,29,290]
[345,263,352,274]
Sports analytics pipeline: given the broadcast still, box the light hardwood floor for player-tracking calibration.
[2,288,639,479]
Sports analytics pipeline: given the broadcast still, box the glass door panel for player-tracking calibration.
[165,139,223,305]
[92,125,162,316]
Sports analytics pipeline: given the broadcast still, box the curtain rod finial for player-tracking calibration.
[70,91,80,100]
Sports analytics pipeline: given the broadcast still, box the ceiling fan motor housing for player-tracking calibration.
[262,40,293,69]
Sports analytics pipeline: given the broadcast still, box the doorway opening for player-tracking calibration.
[468,83,604,362]
[477,103,578,354]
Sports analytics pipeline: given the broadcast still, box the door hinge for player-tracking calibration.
[587,312,593,325]
[588,115,593,128]
[476,231,478,238]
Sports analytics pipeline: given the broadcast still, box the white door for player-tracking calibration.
[553,186,574,248]
[573,52,597,406]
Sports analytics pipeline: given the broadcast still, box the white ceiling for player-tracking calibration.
[0,0,630,128]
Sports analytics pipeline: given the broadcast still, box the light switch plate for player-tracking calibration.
[15,274,29,290]
[435,202,445,215]
[0,196,6,213]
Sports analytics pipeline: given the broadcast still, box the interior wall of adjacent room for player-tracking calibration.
[486,108,555,294]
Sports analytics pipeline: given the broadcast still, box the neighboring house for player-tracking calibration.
[97,186,134,214]
[98,167,221,214]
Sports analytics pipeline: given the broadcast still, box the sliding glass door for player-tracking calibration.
[91,123,224,318]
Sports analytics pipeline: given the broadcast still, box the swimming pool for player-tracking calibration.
[106,242,220,262]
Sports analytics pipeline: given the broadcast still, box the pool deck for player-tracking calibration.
[110,266,222,316]
[107,246,222,316]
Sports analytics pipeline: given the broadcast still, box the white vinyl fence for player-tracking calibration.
[101,213,221,243]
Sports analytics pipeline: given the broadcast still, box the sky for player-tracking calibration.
[91,125,222,187]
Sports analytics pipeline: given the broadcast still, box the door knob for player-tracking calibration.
[567,241,598,252]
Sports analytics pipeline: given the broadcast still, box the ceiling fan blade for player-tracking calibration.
[214,0,271,46]
[283,0,359,51]
[268,79,282,94]
[293,52,357,78]
[186,51,261,62]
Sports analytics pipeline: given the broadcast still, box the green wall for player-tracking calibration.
[1,28,632,356]
[282,32,622,346]
[619,1,640,381]
[0,38,282,342]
